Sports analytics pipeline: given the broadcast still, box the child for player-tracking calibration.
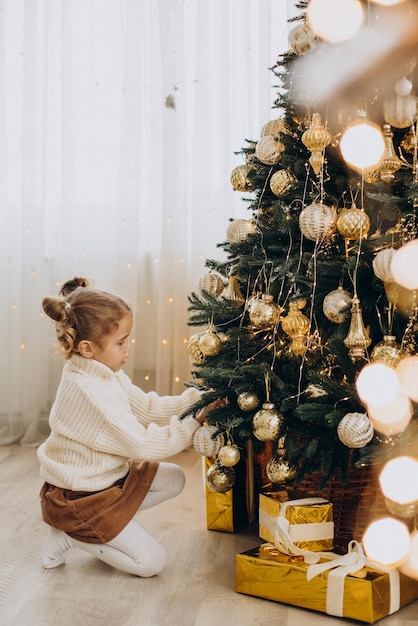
[37,277,214,577]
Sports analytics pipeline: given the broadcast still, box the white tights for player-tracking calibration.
[41,462,185,577]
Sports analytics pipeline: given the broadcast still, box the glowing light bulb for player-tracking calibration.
[340,122,385,169]
[379,456,418,504]
[369,0,406,5]
[363,518,411,565]
[367,392,411,436]
[356,362,400,407]
[390,239,418,290]
[307,0,364,43]
[397,356,418,401]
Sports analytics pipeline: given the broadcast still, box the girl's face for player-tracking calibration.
[91,313,133,372]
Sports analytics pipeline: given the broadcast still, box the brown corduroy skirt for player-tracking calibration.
[39,460,159,544]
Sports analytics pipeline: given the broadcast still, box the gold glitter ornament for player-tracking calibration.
[199,330,222,357]
[301,113,332,176]
[237,391,260,412]
[379,124,403,183]
[371,335,402,367]
[288,22,319,55]
[249,294,281,330]
[187,333,206,365]
[252,402,284,442]
[261,118,287,138]
[217,442,241,467]
[281,302,310,355]
[255,135,283,165]
[226,219,257,243]
[323,287,352,323]
[336,206,370,240]
[337,412,374,448]
[192,424,225,457]
[265,437,298,485]
[230,164,254,192]
[270,169,295,197]
[299,202,337,242]
[206,461,235,493]
[343,296,371,360]
[198,273,224,297]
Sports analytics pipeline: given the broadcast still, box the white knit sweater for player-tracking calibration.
[37,354,202,491]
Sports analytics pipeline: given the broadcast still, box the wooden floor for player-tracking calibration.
[1,446,418,626]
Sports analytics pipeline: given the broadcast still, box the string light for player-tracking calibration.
[363,518,411,565]
[340,122,385,169]
[379,456,418,505]
[307,0,364,43]
[355,362,400,407]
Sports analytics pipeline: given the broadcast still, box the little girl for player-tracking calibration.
[37,277,212,577]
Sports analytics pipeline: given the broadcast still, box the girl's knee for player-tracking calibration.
[138,544,167,577]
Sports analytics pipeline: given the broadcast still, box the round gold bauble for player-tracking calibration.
[255,135,283,165]
[261,118,286,138]
[237,391,260,412]
[230,164,254,192]
[252,403,284,442]
[270,169,295,197]
[323,287,352,323]
[336,207,370,240]
[217,443,241,467]
[372,248,395,283]
[199,331,222,357]
[226,219,257,243]
[266,455,297,485]
[192,424,225,457]
[383,93,418,129]
[198,273,224,297]
[337,412,374,448]
[206,462,235,493]
[371,335,402,367]
[187,333,206,364]
[249,294,281,330]
[299,202,337,242]
[288,22,319,55]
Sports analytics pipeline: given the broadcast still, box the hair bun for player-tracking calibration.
[59,277,90,297]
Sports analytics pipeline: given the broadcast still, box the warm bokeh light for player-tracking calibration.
[397,356,418,402]
[400,531,418,580]
[340,122,385,169]
[356,362,400,407]
[363,518,411,565]
[390,239,418,290]
[369,0,407,5]
[367,393,412,436]
[307,0,364,43]
[379,456,418,504]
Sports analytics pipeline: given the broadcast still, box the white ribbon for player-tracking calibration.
[307,540,401,617]
[259,497,334,564]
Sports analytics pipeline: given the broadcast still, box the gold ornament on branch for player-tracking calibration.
[237,391,260,412]
[199,329,222,357]
[261,118,287,138]
[281,301,310,355]
[269,169,295,197]
[255,135,283,165]
[337,413,374,448]
[265,436,298,485]
[323,286,352,323]
[336,205,370,240]
[230,164,254,192]
[226,219,257,244]
[371,335,402,367]
[217,441,241,467]
[299,202,337,242]
[248,294,281,330]
[288,22,319,55]
[187,332,206,365]
[343,296,371,360]
[252,402,284,442]
[206,461,235,493]
[198,273,224,297]
[301,113,332,175]
[379,124,403,183]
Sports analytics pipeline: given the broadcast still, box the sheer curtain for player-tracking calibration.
[0,0,294,446]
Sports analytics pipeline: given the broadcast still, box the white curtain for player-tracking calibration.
[0,0,294,446]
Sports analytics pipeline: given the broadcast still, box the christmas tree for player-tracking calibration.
[184,1,418,494]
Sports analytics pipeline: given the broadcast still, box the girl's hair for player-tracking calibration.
[42,277,132,358]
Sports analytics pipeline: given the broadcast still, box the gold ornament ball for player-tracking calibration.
[323,287,352,323]
[226,219,257,243]
[252,403,284,442]
[198,273,224,297]
[270,169,295,197]
[249,294,281,330]
[255,135,282,165]
[230,165,254,192]
[371,335,402,368]
[206,462,235,493]
[187,333,206,364]
[217,443,241,467]
[288,22,318,55]
[337,412,374,448]
[199,331,222,357]
[266,455,297,485]
[237,391,260,412]
[261,118,286,138]
[336,207,370,240]
[299,202,337,242]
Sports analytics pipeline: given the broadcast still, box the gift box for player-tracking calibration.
[259,491,334,553]
[236,543,418,624]
[205,455,250,532]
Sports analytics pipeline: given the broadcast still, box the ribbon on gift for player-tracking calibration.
[259,497,333,564]
[307,540,400,617]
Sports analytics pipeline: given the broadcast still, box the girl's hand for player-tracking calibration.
[194,398,227,425]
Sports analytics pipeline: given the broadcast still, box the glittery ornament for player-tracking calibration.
[252,402,284,442]
[336,206,370,240]
[281,302,310,355]
[199,330,222,357]
[288,22,319,55]
[198,273,224,297]
[217,442,241,467]
[265,437,298,485]
[187,333,206,364]
[337,412,374,448]
[299,202,337,242]
[255,135,283,165]
[343,297,371,360]
[237,391,260,412]
[323,287,352,323]
[249,294,281,330]
[226,219,257,243]
[371,335,402,367]
[230,164,254,192]
[206,461,235,493]
[372,248,395,283]
[261,118,287,138]
[270,169,295,196]
[193,424,225,457]
[301,113,332,175]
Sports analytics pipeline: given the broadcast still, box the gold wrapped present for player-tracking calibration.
[205,456,249,532]
[259,491,334,556]
[236,542,418,624]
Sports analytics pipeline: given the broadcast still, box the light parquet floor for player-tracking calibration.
[1,444,418,626]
